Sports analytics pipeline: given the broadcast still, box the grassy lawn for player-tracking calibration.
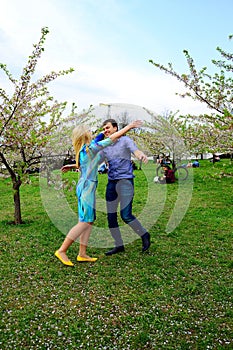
[0,160,232,349]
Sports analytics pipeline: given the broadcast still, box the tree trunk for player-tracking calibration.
[0,152,23,224]
[12,176,22,224]
[139,159,142,170]
[212,153,216,165]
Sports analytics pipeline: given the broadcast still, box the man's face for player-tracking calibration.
[103,122,117,137]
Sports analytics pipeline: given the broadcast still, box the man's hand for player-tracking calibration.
[140,153,148,163]
[134,150,148,163]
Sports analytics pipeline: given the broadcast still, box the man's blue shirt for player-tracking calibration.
[100,136,138,180]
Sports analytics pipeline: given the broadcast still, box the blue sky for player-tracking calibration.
[0,0,232,117]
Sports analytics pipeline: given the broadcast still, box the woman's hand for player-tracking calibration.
[61,164,76,173]
[129,120,143,129]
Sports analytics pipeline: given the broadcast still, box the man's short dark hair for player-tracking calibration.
[102,118,118,131]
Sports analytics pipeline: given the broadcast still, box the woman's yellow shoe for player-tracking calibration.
[77,255,98,262]
[55,250,74,266]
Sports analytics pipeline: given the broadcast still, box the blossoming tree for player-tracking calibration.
[0,27,74,224]
[149,35,233,157]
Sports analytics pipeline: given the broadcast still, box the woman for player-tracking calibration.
[55,120,142,266]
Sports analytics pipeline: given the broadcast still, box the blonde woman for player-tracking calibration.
[55,120,142,266]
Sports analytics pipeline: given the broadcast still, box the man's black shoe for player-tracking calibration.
[142,232,151,252]
[105,246,125,256]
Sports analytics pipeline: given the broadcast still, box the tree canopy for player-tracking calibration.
[0,27,74,223]
[149,35,233,156]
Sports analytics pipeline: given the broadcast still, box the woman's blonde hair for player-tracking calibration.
[72,124,91,167]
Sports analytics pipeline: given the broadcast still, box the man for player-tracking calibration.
[100,119,151,255]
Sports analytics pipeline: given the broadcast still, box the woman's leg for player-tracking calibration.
[79,223,93,258]
[78,223,98,261]
[57,222,90,262]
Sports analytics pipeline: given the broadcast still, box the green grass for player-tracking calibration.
[0,160,233,349]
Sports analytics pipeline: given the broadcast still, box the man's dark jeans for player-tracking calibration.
[106,179,147,246]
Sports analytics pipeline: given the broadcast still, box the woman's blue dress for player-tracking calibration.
[76,134,112,222]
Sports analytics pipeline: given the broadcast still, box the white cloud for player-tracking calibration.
[0,0,210,118]
[48,62,209,116]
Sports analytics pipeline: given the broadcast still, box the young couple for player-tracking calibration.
[55,118,151,266]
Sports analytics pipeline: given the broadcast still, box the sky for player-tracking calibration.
[0,0,233,119]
